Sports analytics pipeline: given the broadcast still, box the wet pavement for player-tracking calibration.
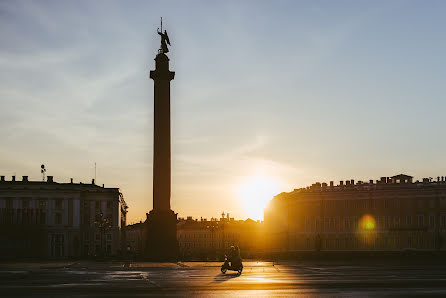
[1,261,446,297]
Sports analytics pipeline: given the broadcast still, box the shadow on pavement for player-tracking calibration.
[212,273,241,283]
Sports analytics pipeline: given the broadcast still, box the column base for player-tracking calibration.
[144,209,178,261]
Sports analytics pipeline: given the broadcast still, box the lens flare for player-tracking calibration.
[359,214,376,231]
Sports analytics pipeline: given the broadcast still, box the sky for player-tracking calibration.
[1,1,446,223]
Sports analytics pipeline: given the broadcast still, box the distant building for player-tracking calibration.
[176,213,265,260]
[124,221,145,257]
[0,175,127,258]
[265,174,446,255]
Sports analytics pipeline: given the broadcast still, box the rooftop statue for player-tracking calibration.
[157,17,171,54]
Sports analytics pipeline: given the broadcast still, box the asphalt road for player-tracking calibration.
[1,261,446,297]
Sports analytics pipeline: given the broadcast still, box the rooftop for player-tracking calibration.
[0,175,119,192]
[275,174,446,198]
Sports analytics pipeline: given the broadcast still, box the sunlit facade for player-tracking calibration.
[176,213,265,260]
[265,174,446,254]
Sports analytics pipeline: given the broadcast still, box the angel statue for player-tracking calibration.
[158,28,170,54]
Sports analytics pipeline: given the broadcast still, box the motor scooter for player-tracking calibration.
[221,255,243,275]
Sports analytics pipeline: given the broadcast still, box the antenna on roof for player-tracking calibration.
[41,164,46,181]
[94,162,97,183]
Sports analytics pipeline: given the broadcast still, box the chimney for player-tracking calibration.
[92,179,95,185]
[351,179,354,185]
[22,176,28,182]
[12,176,16,182]
[70,178,73,184]
[380,177,386,183]
[346,180,350,185]
[47,176,53,183]
[329,181,334,187]
[340,181,344,186]
[0,176,4,182]
[369,179,374,184]
[102,184,104,188]
[437,176,440,182]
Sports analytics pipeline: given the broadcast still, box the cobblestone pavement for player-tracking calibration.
[1,261,446,297]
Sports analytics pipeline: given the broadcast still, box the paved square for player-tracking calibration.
[1,260,446,297]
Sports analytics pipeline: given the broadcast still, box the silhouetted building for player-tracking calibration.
[0,175,127,259]
[177,213,265,260]
[265,174,446,255]
[124,221,144,257]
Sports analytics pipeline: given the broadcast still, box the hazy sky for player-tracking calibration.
[2,1,446,223]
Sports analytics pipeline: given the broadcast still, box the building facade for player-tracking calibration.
[0,175,127,258]
[265,174,446,254]
[176,214,265,260]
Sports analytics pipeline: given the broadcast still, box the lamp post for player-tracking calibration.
[94,212,111,257]
[206,223,217,260]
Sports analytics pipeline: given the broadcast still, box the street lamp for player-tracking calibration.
[94,212,112,257]
[206,223,218,260]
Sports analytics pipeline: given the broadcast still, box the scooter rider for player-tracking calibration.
[228,246,242,268]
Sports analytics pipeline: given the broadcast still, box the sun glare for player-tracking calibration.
[237,175,281,220]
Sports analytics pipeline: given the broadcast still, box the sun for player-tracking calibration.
[237,175,281,221]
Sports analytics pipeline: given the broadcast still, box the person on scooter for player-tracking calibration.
[228,246,242,268]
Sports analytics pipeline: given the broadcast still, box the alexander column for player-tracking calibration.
[144,20,178,260]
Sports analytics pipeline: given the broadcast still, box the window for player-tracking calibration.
[55,200,62,209]
[417,215,424,227]
[95,233,100,241]
[6,200,13,209]
[429,215,435,228]
[305,217,311,232]
[40,212,46,224]
[22,200,29,209]
[106,234,112,241]
[354,200,359,209]
[384,200,389,208]
[395,199,400,209]
[364,200,369,209]
[107,201,113,209]
[336,201,342,209]
[95,201,101,209]
[394,216,400,227]
[406,215,412,225]
[39,200,47,209]
[418,200,423,209]
[372,199,377,209]
[55,213,62,225]
[441,215,446,228]
[429,200,435,208]
[334,217,339,231]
